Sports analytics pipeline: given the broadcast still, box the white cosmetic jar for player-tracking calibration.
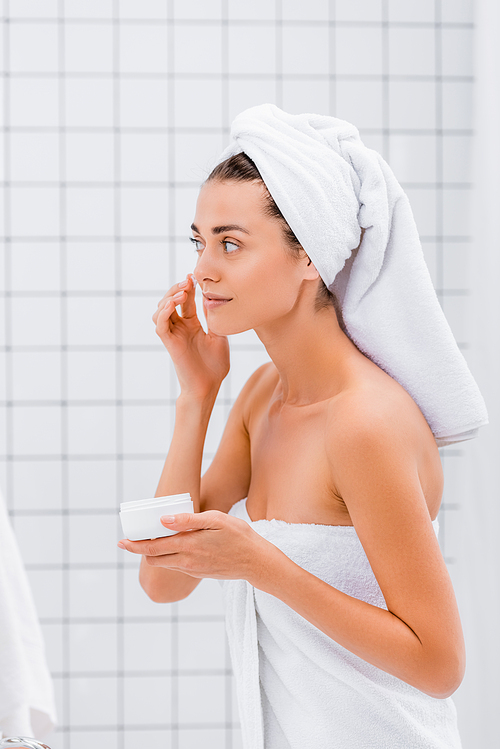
[119,493,193,541]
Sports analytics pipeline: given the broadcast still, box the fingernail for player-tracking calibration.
[117,541,126,549]
[189,274,198,287]
[173,291,184,300]
[161,515,176,524]
[178,280,188,288]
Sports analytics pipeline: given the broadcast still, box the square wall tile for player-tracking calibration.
[120,187,170,237]
[10,0,58,16]
[443,188,472,237]
[388,0,435,22]
[442,135,472,183]
[64,23,114,73]
[69,568,118,618]
[12,351,62,401]
[123,675,171,725]
[66,242,115,292]
[121,457,166,503]
[178,620,226,670]
[121,296,164,346]
[441,82,473,130]
[65,78,114,128]
[173,0,221,20]
[336,0,383,22]
[70,732,117,749]
[70,622,118,672]
[11,243,60,291]
[227,78,278,123]
[281,0,329,20]
[174,24,222,75]
[121,243,170,291]
[120,0,169,18]
[67,405,116,455]
[227,24,276,76]
[123,621,172,671]
[69,676,118,725]
[26,568,64,618]
[122,403,173,454]
[405,187,437,237]
[66,350,116,400]
[389,134,437,183]
[178,729,228,749]
[119,24,169,73]
[335,80,384,130]
[10,78,59,127]
[120,134,169,182]
[68,512,119,565]
[441,28,473,77]
[124,731,170,749]
[64,0,113,18]
[389,81,436,129]
[335,26,383,76]
[67,459,118,510]
[443,242,471,288]
[175,131,225,183]
[441,0,473,23]
[12,458,63,510]
[174,79,223,129]
[65,133,115,182]
[12,514,63,565]
[388,27,435,76]
[282,25,329,75]
[119,78,169,128]
[228,0,275,20]
[177,674,225,724]
[66,187,115,237]
[121,350,172,400]
[11,187,60,237]
[66,296,116,346]
[10,133,60,181]
[282,79,330,115]
[12,404,62,455]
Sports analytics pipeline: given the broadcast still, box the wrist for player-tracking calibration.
[176,390,219,411]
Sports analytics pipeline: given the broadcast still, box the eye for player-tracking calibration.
[222,240,239,253]
[189,237,204,252]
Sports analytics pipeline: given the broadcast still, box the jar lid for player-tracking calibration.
[120,493,191,512]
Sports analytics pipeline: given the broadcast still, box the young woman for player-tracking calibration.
[118,106,486,747]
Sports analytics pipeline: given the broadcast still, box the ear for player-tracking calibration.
[303,256,320,281]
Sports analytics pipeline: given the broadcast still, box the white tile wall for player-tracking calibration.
[1,1,475,747]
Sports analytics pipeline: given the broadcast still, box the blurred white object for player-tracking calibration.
[0,488,56,740]
[0,739,51,748]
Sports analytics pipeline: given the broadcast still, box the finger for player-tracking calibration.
[117,536,181,556]
[179,278,198,320]
[160,510,224,531]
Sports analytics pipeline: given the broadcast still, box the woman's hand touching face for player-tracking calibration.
[153,274,230,400]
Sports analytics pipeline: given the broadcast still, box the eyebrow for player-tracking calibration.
[190,223,250,236]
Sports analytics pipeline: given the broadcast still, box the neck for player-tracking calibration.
[254,299,363,405]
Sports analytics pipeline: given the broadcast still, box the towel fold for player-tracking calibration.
[222,498,462,749]
[0,488,57,740]
[216,103,488,445]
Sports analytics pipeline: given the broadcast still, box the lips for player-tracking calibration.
[202,291,233,310]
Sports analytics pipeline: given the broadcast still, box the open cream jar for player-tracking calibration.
[119,493,193,541]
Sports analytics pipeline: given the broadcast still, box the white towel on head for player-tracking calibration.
[215,103,488,445]
[0,488,57,740]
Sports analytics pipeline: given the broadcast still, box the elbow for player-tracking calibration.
[420,652,466,700]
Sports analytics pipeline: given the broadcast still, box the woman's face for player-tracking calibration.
[191,179,315,336]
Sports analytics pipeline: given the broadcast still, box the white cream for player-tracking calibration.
[119,493,193,541]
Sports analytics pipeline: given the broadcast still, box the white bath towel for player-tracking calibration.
[0,488,57,740]
[215,103,488,445]
[222,498,462,749]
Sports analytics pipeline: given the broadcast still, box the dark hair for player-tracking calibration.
[205,152,344,322]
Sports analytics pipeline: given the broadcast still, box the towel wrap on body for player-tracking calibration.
[221,498,462,749]
[214,103,488,445]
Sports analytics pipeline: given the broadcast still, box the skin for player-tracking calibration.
[118,179,466,699]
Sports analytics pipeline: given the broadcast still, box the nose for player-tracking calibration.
[193,244,221,286]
